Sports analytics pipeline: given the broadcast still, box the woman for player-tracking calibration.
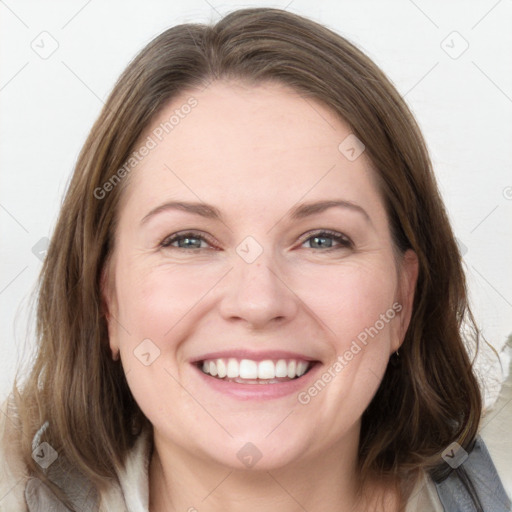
[1,7,510,512]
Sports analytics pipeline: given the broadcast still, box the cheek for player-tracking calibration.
[305,260,398,343]
[296,262,398,410]
[115,261,213,343]
[112,263,213,425]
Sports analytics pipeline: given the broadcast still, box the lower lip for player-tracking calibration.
[192,362,322,400]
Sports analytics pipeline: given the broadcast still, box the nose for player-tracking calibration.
[218,252,299,330]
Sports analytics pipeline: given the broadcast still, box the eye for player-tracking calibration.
[159,229,353,252]
[300,230,353,251]
[160,231,214,251]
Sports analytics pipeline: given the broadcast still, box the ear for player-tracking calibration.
[100,260,120,361]
[392,249,419,353]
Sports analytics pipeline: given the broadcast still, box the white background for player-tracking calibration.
[1,0,511,406]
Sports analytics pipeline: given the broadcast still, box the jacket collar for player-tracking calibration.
[25,423,153,512]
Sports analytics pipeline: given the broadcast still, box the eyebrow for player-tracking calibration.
[140,199,371,225]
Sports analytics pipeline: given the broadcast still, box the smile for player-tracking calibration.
[198,358,312,384]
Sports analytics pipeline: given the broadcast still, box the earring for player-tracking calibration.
[389,348,401,367]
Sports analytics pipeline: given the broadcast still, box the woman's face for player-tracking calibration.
[104,80,417,470]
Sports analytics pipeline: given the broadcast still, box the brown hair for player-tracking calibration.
[12,7,482,508]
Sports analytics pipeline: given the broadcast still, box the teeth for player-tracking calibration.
[275,359,288,378]
[199,358,312,381]
[227,358,238,378]
[258,360,275,379]
[239,359,258,379]
[217,358,227,378]
[287,360,296,379]
[297,361,308,376]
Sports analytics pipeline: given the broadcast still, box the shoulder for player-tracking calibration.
[405,431,512,512]
[404,367,512,512]
[478,366,512,503]
[0,392,29,511]
[429,368,512,512]
[0,392,142,512]
[433,435,511,512]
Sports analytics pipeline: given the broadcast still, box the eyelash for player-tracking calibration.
[160,229,353,252]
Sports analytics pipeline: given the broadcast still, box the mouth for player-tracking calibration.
[194,357,318,385]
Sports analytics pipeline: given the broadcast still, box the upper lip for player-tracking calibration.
[190,349,319,364]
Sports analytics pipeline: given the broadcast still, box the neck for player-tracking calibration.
[148,424,399,512]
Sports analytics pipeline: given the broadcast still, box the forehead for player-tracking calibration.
[120,80,383,221]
